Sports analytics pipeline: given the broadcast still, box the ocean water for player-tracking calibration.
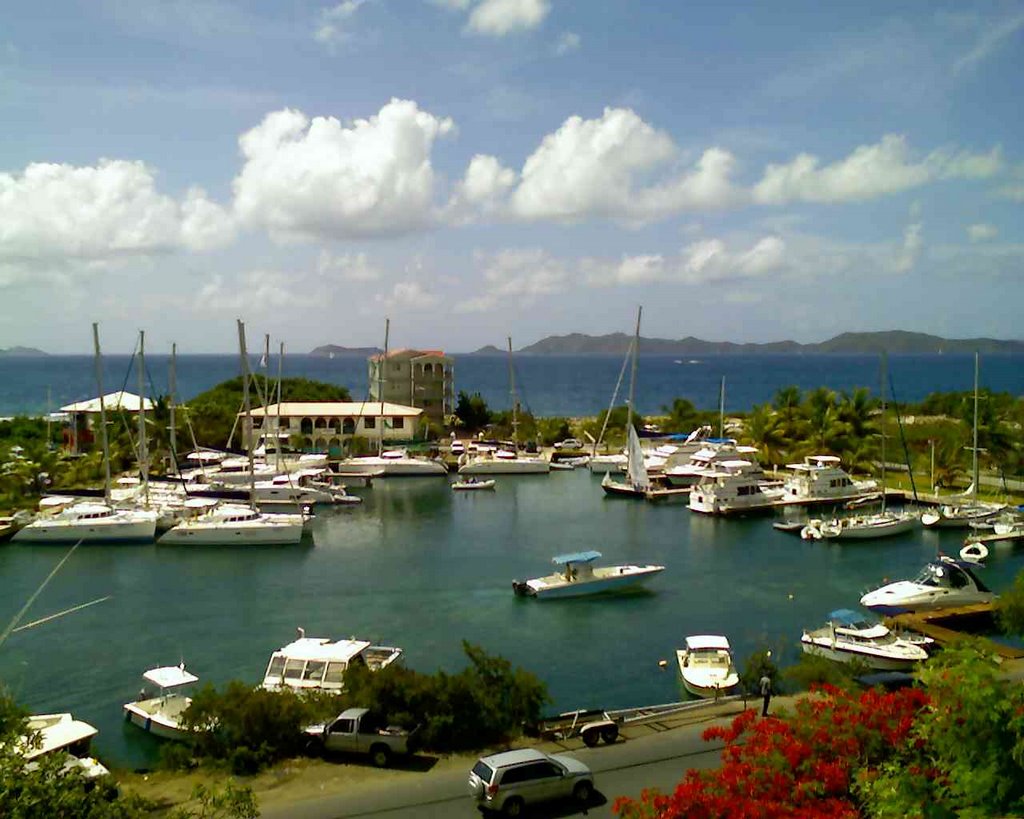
[1,352,1022,419]
[1,471,1021,770]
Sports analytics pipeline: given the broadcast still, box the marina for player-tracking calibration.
[3,467,1023,771]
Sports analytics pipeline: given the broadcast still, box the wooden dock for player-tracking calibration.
[885,603,1024,660]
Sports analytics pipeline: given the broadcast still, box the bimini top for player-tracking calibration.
[827,609,870,627]
[552,550,602,565]
[685,635,731,651]
[143,664,199,689]
[272,636,373,662]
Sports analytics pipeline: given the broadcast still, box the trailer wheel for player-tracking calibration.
[601,724,619,744]
[581,727,600,747]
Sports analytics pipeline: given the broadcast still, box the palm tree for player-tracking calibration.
[773,386,803,438]
[802,387,849,454]
[740,403,787,471]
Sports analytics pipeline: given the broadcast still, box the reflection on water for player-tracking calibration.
[1,468,1021,769]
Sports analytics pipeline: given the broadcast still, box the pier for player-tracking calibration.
[885,603,1024,660]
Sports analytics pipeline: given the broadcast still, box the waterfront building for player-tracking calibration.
[368,349,453,427]
[59,391,154,454]
[244,401,424,454]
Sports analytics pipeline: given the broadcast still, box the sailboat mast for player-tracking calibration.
[880,352,887,515]
[137,330,149,506]
[379,318,390,456]
[626,307,641,435]
[169,342,177,471]
[970,351,980,500]
[276,341,284,472]
[508,337,518,447]
[92,323,112,505]
[237,320,256,510]
[718,376,726,439]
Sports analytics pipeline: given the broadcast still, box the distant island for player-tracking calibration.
[0,346,47,357]
[467,331,1024,356]
[310,344,382,358]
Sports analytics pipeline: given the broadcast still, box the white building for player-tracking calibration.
[244,401,425,453]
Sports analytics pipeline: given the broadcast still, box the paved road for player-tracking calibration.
[259,704,744,819]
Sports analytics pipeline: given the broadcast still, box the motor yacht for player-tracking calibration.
[781,455,877,504]
[860,555,995,615]
[676,636,740,698]
[512,551,664,599]
[800,609,929,670]
[688,460,783,515]
[663,442,761,489]
[261,629,402,693]
[20,713,110,780]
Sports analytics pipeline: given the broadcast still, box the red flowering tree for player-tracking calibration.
[613,684,930,819]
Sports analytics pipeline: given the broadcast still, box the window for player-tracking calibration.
[283,659,306,680]
[472,761,494,783]
[303,660,326,682]
[331,718,355,734]
[364,417,376,429]
[324,662,347,684]
[266,656,285,679]
[391,417,404,429]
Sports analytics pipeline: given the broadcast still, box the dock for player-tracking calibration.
[885,603,1024,660]
[966,528,1024,546]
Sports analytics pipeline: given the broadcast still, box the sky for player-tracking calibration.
[1,0,1022,354]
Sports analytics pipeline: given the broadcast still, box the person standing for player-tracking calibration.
[759,673,772,717]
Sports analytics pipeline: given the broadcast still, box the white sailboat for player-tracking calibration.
[14,325,158,544]
[602,308,651,499]
[459,337,549,475]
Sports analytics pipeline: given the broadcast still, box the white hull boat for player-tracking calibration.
[602,425,651,499]
[22,713,110,779]
[663,441,760,488]
[123,664,199,742]
[781,455,877,504]
[452,478,496,491]
[459,451,550,475]
[921,503,1004,529]
[513,550,664,599]
[158,503,305,545]
[676,635,740,698]
[261,629,402,693]
[587,453,627,474]
[13,502,158,543]
[802,510,918,540]
[339,451,448,477]
[800,609,929,671]
[688,460,783,515]
[860,555,995,615]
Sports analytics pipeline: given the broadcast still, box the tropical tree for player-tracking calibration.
[772,385,804,437]
[661,398,701,434]
[802,387,849,454]
[454,391,492,431]
[739,403,787,470]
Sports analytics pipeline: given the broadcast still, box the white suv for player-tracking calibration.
[467,748,594,815]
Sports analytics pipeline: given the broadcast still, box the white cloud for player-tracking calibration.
[995,184,1024,202]
[376,280,440,309]
[893,222,923,273]
[232,100,454,242]
[967,223,998,243]
[554,31,581,55]
[466,0,550,36]
[446,154,517,222]
[455,247,568,311]
[428,0,472,9]
[753,135,1002,205]
[952,11,1024,75]
[510,108,738,223]
[599,236,787,286]
[195,270,316,314]
[317,249,382,280]
[0,159,234,277]
[315,0,372,45]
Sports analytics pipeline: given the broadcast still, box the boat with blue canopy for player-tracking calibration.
[512,550,664,599]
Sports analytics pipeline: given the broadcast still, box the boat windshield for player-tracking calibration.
[914,564,951,588]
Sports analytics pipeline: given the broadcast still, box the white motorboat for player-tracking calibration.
[663,441,761,488]
[12,502,158,544]
[602,425,651,499]
[586,452,628,474]
[800,609,929,670]
[123,664,199,741]
[781,455,877,504]
[261,629,403,693]
[676,635,740,698]
[250,469,361,505]
[860,555,995,615]
[688,460,784,515]
[458,448,550,475]
[801,509,919,540]
[339,449,448,477]
[512,550,665,599]
[452,477,496,491]
[20,713,110,780]
[158,502,305,545]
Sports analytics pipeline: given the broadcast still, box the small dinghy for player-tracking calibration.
[452,478,496,491]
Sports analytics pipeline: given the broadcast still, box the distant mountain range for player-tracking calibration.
[0,346,47,356]
[469,331,1024,356]
[310,344,382,358]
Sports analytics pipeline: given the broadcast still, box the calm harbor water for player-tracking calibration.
[1,352,1023,419]
[2,470,1022,770]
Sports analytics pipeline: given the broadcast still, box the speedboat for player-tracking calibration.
[12,502,158,543]
[860,555,995,615]
[800,609,929,670]
[781,456,877,504]
[688,460,784,515]
[512,551,664,599]
[123,664,199,741]
[452,477,496,491]
[261,628,403,693]
[158,503,305,545]
[676,635,740,698]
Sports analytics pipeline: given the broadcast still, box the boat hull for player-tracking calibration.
[459,459,550,475]
[823,515,917,539]
[123,702,191,742]
[680,675,739,699]
[516,566,663,599]
[158,519,304,545]
[12,518,157,543]
[799,640,921,671]
[339,458,447,476]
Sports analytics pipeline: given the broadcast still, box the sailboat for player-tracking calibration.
[805,353,918,540]
[338,319,447,477]
[602,307,650,499]
[14,325,158,544]
[922,353,1004,529]
[458,338,549,475]
[158,322,305,546]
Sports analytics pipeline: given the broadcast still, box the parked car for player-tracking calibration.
[467,748,594,816]
[303,707,416,768]
[553,439,583,450]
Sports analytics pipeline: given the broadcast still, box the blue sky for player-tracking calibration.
[1,0,1022,353]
